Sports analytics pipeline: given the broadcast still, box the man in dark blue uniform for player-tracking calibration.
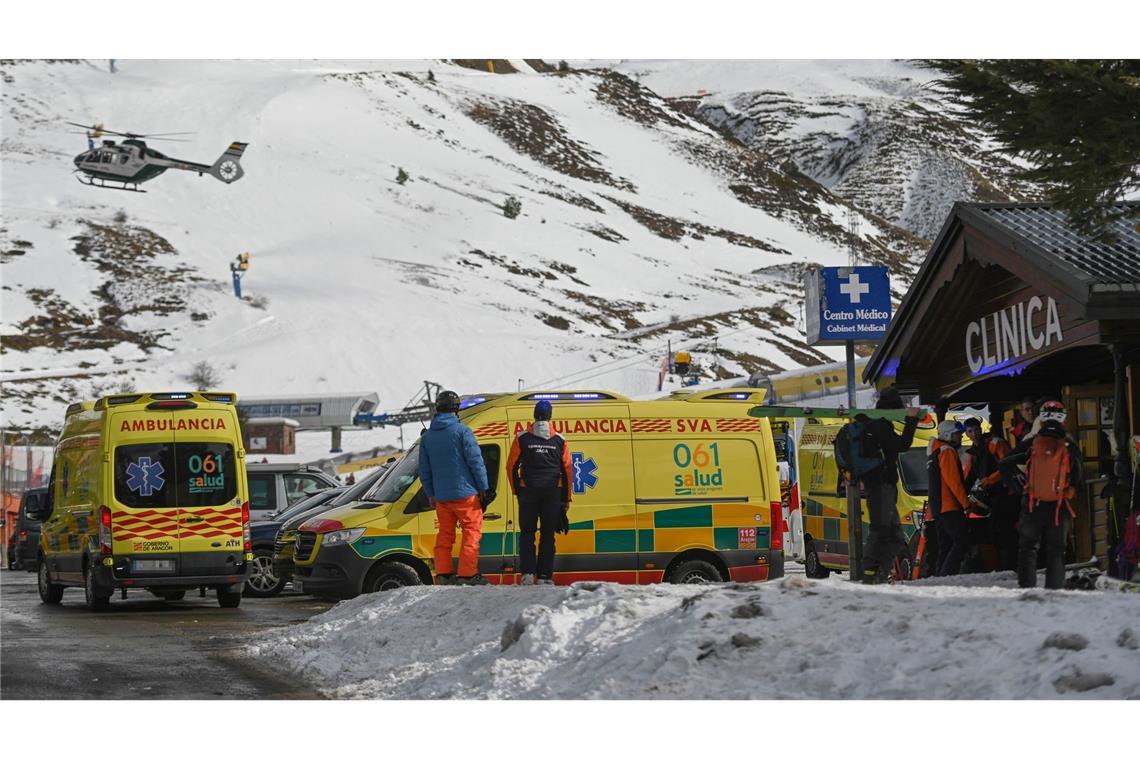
[507,400,572,586]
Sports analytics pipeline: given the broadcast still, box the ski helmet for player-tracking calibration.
[435,390,461,414]
[1038,400,1067,426]
[534,399,553,421]
[936,420,964,443]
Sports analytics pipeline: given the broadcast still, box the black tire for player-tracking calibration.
[364,560,422,593]
[804,542,831,579]
[217,587,242,608]
[37,558,64,604]
[84,562,111,612]
[244,549,286,598]
[665,558,724,584]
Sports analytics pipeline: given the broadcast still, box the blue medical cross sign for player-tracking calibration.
[805,266,891,345]
[126,457,166,497]
[571,452,598,494]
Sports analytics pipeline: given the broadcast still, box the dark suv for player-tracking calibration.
[6,488,46,571]
[245,487,347,597]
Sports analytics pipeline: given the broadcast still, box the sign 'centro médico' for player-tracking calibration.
[965,295,1063,374]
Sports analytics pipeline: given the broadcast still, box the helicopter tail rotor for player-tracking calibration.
[208,141,248,184]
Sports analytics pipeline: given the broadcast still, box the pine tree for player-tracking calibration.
[427,69,436,83]
[928,60,1140,235]
[396,167,409,185]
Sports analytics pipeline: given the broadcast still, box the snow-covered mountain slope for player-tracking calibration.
[246,575,1140,699]
[1,60,980,432]
[606,60,1045,240]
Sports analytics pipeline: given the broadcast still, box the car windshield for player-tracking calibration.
[358,443,419,506]
[898,448,929,496]
[332,464,392,505]
[273,487,345,523]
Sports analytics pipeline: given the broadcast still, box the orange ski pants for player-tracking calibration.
[434,494,483,577]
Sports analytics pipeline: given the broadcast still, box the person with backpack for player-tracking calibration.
[999,400,1083,590]
[835,385,921,584]
[506,399,573,586]
[419,390,494,586]
[929,420,971,576]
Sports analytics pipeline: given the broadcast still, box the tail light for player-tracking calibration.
[98,506,113,555]
[242,501,251,553]
[769,501,784,551]
[18,529,28,543]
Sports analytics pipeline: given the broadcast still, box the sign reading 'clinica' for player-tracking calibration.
[965,295,1064,374]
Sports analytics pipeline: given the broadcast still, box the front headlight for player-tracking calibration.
[322,528,366,547]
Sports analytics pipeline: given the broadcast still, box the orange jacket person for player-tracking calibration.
[419,390,493,586]
[506,399,572,585]
[932,420,970,576]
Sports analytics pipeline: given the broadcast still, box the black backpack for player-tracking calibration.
[927,445,943,517]
[834,416,884,478]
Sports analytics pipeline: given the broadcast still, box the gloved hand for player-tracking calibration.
[557,507,570,535]
[478,490,495,511]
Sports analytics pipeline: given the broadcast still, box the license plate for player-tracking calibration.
[132,559,176,573]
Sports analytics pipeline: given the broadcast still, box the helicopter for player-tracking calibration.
[68,122,248,192]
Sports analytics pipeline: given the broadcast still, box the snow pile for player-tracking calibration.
[247,575,1140,699]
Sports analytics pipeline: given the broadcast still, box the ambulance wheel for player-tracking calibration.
[666,559,724,584]
[84,563,111,611]
[245,549,286,597]
[217,587,242,608]
[364,560,422,593]
[804,542,830,579]
[38,558,63,604]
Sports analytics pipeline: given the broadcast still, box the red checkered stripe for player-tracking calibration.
[716,419,761,433]
[113,507,241,540]
[180,507,242,538]
[114,510,177,540]
[631,418,672,434]
[473,422,509,438]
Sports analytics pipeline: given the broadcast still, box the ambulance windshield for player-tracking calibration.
[360,442,419,504]
[114,442,237,508]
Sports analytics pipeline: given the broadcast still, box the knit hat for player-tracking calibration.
[534,400,553,421]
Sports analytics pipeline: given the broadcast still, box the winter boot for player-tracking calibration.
[435,573,456,586]
[537,577,554,586]
[457,574,489,586]
[519,573,536,586]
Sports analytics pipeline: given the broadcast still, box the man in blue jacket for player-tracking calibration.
[419,390,493,586]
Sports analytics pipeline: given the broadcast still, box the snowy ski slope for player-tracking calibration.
[2,60,929,431]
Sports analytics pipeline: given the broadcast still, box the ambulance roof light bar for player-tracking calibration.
[518,391,619,402]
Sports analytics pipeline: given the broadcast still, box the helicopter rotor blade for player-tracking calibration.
[66,122,136,138]
[130,131,197,137]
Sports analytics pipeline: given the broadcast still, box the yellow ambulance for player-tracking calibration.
[292,389,783,597]
[796,415,936,578]
[31,391,251,610]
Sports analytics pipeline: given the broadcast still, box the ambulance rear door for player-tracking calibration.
[172,408,244,578]
[109,410,182,575]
